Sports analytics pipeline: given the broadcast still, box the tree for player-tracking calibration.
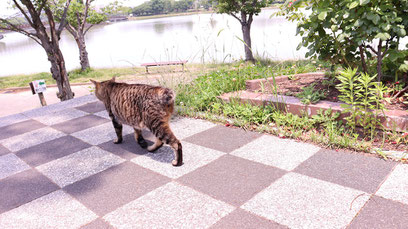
[53,0,109,71]
[0,0,74,101]
[213,0,268,62]
[278,0,408,81]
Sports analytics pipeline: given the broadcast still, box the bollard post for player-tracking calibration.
[38,92,47,106]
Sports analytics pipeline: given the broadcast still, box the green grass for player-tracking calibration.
[0,67,141,89]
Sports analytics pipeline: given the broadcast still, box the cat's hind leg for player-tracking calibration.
[151,124,182,166]
[109,111,123,144]
[134,128,147,148]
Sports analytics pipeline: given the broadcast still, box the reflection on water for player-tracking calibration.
[0,9,307,77]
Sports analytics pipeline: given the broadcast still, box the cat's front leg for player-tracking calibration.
[109,111,123,144]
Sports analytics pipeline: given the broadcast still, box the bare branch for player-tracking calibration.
[84,24,95,35]
[366,45,378,55]
[82,0,90,31]
[12,0,35,28]
[57,0,72,36]
[230,13,242,23]
[0,19,41,45]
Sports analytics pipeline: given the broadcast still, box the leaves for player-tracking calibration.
[349,1,359,9]
[375,32,391,41]
[318,11,327,21]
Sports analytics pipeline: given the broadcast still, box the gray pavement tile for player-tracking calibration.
[178,154,286,206]
[98,133,152,160]
[349,195,408,229]
[131,141,224,179]
[169,116,217,140]
[184,125,262,153]
[16,136,91,167]
[0,144,11,156]
[0,113,29,128]
[210,209,288,229]
[72,122,134,145]
[0,127,66,152]
[231,135,320,171]
[51,114,110,134]
[94,110,109,119]
[64,161,170,216]
[0,190,97,229]
[0,153,30,180]
[103,181,235,229]
[376,163,408,205]
[37,146,125,187]
[31,108,88,126]
[80,218,115,229]
[22,95,98,119]
[294,149,397,193]
[0,119,45,140]
[0,169,59,214]
[241,173,370,229]
[75,101,106,114]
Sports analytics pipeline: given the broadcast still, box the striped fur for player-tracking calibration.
[90,77,182,166]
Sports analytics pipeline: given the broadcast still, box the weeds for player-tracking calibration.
[296,83,326,105]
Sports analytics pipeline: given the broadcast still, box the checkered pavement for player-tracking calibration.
[0,95,407,229]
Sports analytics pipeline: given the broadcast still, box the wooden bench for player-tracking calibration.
[141,60,187,73]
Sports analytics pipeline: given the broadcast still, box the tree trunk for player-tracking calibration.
[45,44,74,101]
[359,45,368,73]
[75,33,90,71]
[241,22,254,62]
[377,40,383,82]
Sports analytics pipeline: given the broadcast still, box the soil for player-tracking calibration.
[273,74,408,111]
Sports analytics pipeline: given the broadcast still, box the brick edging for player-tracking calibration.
[246,72,326,91]
[219,90,408,132]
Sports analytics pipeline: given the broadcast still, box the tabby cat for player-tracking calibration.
[90,77,182,166]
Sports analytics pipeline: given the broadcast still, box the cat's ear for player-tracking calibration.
[111,76,116,82]
[90,79,97,85]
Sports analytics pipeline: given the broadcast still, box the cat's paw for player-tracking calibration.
[138,139,148,148]
[113,138,123,144]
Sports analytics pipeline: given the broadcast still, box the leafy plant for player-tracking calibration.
[336,68,387,138]
[296,83,326,105]
[277,0,408,81]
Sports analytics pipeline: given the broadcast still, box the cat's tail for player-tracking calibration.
[161,88,175,105]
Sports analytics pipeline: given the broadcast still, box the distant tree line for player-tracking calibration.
[132,0,212,16]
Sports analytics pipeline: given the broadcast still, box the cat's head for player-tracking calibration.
[90,77,116,101]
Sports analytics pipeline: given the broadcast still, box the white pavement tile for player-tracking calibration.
[0,190,97,229]
[32,108,88,125]
[231,135,320,171]
[0,127,66,152]
[376,164,408,205]
[72,122,133,145]
[104,182,235,229]
[170,117,217,140]
[37,146,125,187]
[241,173,369,229]
[0,153,30,180]
[131,141,224,179]
[0,113,29,128]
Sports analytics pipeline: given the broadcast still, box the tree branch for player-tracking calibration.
[84,24,95,35]
[0,20,41,45]
[57,0,72,36]
[36,0,47,15]
[366,44,378,55]
[81,0,90,31]
[12,0,35,28]
[229,13,242,23]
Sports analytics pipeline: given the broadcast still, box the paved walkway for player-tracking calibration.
[0,95,407,228]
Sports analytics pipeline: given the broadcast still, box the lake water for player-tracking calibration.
[0,9,306,77]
